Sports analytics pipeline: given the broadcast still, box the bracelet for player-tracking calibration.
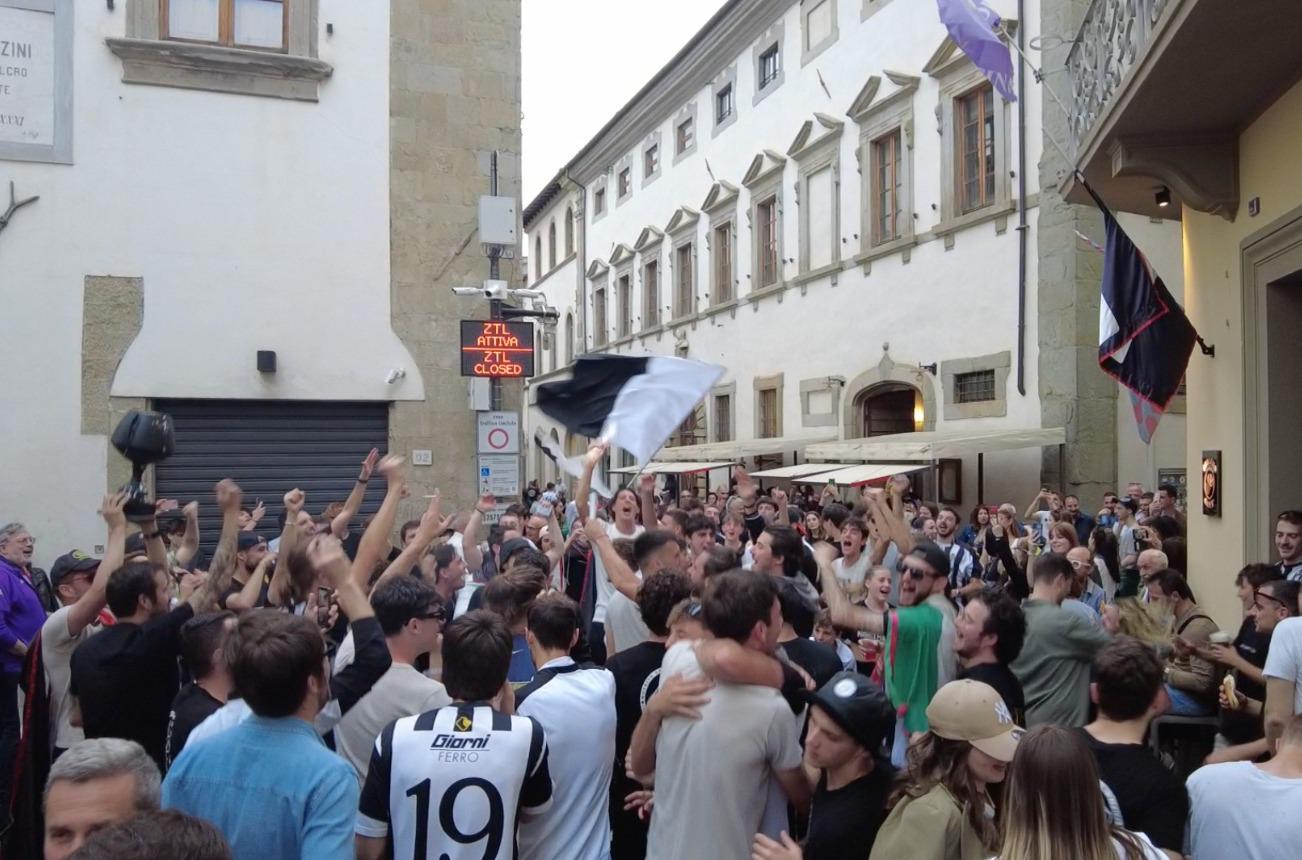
[356,477,369,484]
[143,531,162,541]
[476,507,492,515]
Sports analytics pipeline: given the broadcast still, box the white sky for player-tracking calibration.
[522,0,727,203]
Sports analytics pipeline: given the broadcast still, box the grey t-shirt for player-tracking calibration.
[42,605,104,750]
[1188,761,1302,859]
[646,643,802,860]
[335,663,451,784]
[1010,599,1109,727]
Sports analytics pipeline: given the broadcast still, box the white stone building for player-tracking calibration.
[0,0,522,561]
[522,0,1184,509]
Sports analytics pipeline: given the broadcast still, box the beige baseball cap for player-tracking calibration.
[925,679,1024,763]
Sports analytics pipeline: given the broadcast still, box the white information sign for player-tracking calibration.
[0,7,54,147]
[476,411,520,454]
[478,454,520,500]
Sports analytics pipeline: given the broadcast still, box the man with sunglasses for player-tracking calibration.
[334,576,450,783]
[820,542,956,765]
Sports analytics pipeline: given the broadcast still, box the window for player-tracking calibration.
[593,187,606,216]
[805,0,834,52]
[644,145,659,179]
[758,45,781,89]
[547,222,557,271]
[674,404,704,447]
[712,223,733,304]
[758,387,780,438]
[617,274,632,338]
[564,208,574,257]
[643,261,660,328]
[674,245,694,318]
[593,288,608,347]
[676,118,694,155]
[714,394,733,442]
[871,130,902,245]
[954,369,996,403]
[716,84,734,124]
[565,313,574,363]
[756,196,779,288]
[164,0,287,51]
[533,237,542,281]
[956,84,996,213]
[618,168,632,199]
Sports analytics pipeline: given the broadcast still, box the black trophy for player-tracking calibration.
[111,410,176,523]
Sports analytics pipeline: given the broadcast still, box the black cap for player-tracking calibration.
[124,533,147,556]
[808,672,895,753]
[498,537,533,568]
[907,540,950,578]
[49,550,100,586]
[237,532,265,552]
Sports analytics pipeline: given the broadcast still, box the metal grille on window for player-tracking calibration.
[716,85,734,122]
[954,369,997,404]
[759,45,780,88]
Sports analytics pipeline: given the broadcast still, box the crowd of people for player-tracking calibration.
[0,444,1300,859]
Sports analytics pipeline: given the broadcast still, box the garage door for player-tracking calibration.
[153,400,390,561]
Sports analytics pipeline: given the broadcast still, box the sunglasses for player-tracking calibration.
[685,600,703,619]
[1254,589,1288,608]
[896,560,934,580]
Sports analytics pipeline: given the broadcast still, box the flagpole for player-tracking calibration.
[996,21,1078,171]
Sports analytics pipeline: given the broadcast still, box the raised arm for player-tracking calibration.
[771,488,791,526]
[575,443,607,523]
[332,448,378,539]
[871,487,913,555]
[207,479,242,587]
[225,552,275,612]
[311,534,375,625]
[349,455,406,593]
[371,494,452,596]
[174,500,200,567]
[461,493,494,574]
[1023,488,1047,521]
[638,474,657,529]
[584,516,640,601]
[543,501,565,571]
[141,500,172,572]
[65,493,127,638]
[817,544,884,634]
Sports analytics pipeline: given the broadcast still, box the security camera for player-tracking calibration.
[451,287,483,297]
[385,368,406,385]
[483,281,510,301]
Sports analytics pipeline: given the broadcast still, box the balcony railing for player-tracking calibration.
[1066,0,1178,152]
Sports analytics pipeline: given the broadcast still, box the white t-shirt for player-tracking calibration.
[605,574,651,655]
[41,605,105,749]
[1264,616,1302,713]
[593,519,643,624]
[335,663,451,784]
[832,553,871,597]
[1187,761,1302,860]
[516,658,616,860]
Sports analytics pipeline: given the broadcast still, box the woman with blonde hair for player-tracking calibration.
[997,724,1165,859]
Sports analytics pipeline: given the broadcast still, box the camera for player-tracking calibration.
[110,410,176,523]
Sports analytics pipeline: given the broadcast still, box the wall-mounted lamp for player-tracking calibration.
[918,362,937,376]
[1155,186,1171,208]
[256,351,276,374]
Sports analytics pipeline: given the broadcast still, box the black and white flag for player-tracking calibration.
[536,354,724,464]
[533,429,613,499]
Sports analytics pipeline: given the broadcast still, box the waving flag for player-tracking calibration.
[1086,184,1197,444]
[533,429,613,499]
[536,354,723,465]
[937,0,1017,102]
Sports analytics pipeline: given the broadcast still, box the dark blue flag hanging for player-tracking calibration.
[1085,181,1198,444]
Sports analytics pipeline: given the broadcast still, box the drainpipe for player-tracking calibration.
[1015,0,1028,397]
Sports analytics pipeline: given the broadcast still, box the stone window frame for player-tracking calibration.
[801,0,839,67]
[673,102,699,165]
[587,259,611,348]
[109,0,331,102]
[861,0,896,22]
[711,382,737,443]
[591,177,609,222]
[665,207,701,322]
[800,377,843,428]
[744,154,788,296]
[941,350,1011,419]
[788,115,844,283]
[615,155,634,206]
[0,0,74,164]
[925,32,1015,237]
[633,227,665,333]
[711,65,738,138]
[641,131,663,186]
[753,373,786,439]
[611,245,636,339]
[752,21,786,107]
[849,73,919,264]
[702,181,740,309]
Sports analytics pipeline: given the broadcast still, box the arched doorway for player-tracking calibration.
[856,382,920,437]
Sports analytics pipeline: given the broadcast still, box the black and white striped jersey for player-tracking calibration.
[357,703,553,860]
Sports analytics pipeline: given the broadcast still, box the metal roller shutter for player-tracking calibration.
[152,400,390,562]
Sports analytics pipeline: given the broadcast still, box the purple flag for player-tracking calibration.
[937,0,1017,102]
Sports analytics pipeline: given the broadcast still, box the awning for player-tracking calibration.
[749,463,855,479]
[794,463,927,487]
[804,428,1067,462]
[654,435,837,463]
[608,461,733,476]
